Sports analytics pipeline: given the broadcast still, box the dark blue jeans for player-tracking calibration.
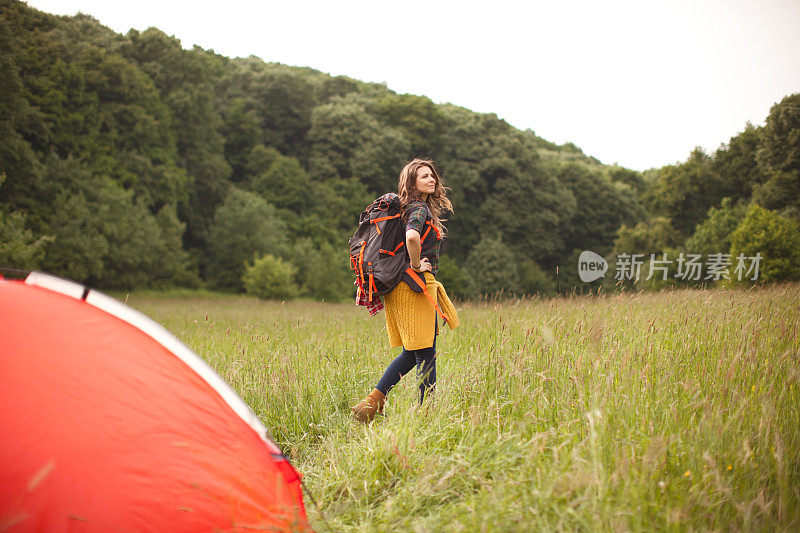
[375,335,436,404]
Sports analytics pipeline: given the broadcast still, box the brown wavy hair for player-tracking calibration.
[397,158,453,235]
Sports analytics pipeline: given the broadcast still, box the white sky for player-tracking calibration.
[24,0,800,171]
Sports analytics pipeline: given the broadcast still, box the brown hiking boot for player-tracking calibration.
[351,388,386,423]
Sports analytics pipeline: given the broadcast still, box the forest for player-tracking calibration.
[1,0,799,299]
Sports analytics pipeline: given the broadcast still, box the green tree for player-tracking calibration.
[644,149,725,239]
[307,95,410,194]
[218,58,317,162]
[437,255,470,300]
[122,28,232,250]
[754,93,800,212]
[610,217,685,290]
[42,184,110,283]
[289,238,351,301]
[249,153,312,213]
[244,145,280,177]
[151,205,199,287]
[685,198,748,258]
[612,217,681,257]
[0,6,187,220]
[375,93,447,156]
[753,170,800,216]
[606,166,646,194]
[480,167,577,268]
[757,93,800,173]
[97,199,191,289]
[304,177,372,243]
[518,259,555,296]
[0,15,46,223]
[711,123,764,204]
[69,46,186,211]
[730,204,800,283]
[205,188,288,291]
[436,106,575,267]
[557,163,644,259]
[221,97,263,183]
[465,234,520,297]
[0,208,53,270]
[40,159,195,288]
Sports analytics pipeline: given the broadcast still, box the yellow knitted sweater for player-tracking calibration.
[383,272,460,350]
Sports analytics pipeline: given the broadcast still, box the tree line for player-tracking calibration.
[605,96,800,290]
[1,1,798,299]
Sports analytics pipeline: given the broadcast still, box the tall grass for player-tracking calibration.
[129,284,800,531]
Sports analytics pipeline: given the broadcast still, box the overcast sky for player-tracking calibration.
[24,0,800,171]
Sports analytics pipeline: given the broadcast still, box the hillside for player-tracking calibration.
[2,0,798,296]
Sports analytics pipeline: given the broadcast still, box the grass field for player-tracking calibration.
[126,284,800,531]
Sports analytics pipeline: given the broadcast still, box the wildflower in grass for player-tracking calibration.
[727,464,733,471]
[683,470,691,478]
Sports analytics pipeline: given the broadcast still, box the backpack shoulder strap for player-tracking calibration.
[404,268,445,320]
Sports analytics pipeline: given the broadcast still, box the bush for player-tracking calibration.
[686,198,748,258]
[730,204,800,283]
[518,259,555,296]
[242,254,298,300]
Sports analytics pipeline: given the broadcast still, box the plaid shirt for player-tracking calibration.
[355,280,384,316]
[404,201,442,276]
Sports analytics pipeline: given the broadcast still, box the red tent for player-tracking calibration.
[0,272,310,531]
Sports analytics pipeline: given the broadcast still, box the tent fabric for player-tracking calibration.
[0,273,309,532]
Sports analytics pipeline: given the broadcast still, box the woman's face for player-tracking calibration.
[414,166,436,197]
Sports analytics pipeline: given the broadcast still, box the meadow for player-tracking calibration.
[126,284,800,531]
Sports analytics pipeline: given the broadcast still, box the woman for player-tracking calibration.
[351,158,459,423]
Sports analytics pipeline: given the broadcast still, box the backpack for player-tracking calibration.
[348,194,446,320]
[348,193,409,302]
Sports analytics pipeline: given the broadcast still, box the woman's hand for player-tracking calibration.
[412,257,432,273]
